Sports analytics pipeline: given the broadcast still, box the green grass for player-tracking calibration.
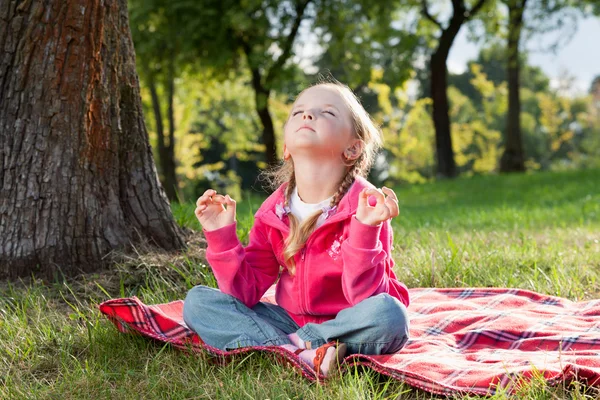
[2,168,600,399]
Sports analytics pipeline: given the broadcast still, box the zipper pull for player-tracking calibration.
[301,248,306,261]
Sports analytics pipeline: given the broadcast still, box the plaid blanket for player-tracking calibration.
[99,287,600,396]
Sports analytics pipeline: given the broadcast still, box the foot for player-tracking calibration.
[295,341,347,377]
[288,332,310,349]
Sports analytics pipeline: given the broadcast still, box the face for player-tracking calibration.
[284,86,358,161]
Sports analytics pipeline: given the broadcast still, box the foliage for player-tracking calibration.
[448,42,550,104]
[128,0,600,195]
[311,0,421,90]
[446,44,600,174]
[180,73,297,200]
[367,64,504,184]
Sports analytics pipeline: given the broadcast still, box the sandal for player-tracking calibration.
[310,341,347,376]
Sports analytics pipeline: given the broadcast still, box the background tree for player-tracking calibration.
[159,0,314,168]
[498,0,528,172]
[0,0,186,279]
[420,0,489,178]
[128,0,200,201]
[481,0,585,172]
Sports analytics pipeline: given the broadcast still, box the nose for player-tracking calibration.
[302,110,314,120]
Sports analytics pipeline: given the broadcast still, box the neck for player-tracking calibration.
[291,156,347,204]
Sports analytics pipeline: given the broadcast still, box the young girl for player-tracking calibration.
[183,81,409,377]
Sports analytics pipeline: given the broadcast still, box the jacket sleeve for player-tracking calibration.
[340,216,408,306]
[202,219,280,308]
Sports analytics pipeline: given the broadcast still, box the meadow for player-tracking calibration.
[1,168,599,399]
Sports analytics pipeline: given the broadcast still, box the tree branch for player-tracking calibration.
[422,0,443,29]
[265,0,312,87]
[466,0,488,20]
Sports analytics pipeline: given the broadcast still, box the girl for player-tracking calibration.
[183,81,409,377]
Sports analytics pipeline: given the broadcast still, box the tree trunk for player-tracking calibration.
[500,0,527,172]
[147,72,178,201]
[429,7,465,178]
[165,62,178,200]
[0,0,186,279]
[249,67,277,167]
[430,50,457,178]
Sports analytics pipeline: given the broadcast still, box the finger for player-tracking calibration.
[225,195,237,216]
[225,195,236,206]
[385,197,399,218]
[196,189,217,206]
[366,188,386,205]
[382,187,400,218]
[381,186,398,203]
[212,194,226,202]
[379,206,391,221]
[196,196,210,207]
[357,188,368,208]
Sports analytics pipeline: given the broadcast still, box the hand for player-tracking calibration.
[355,187,399,226]
[195,189,236,231]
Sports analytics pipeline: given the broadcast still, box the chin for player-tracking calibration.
[287,140,318,152]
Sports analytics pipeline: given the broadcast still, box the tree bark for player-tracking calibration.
[147,74,177,201]
[0,0,186,279]
[165,61,178,200]
[430,43,459,179]
[249,66,277,167]
[500,0,527,172]
[147,69,178,201]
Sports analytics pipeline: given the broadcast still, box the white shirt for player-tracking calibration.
[289,186,333,227]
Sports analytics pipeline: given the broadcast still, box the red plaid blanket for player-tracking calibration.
[99,287,600,396]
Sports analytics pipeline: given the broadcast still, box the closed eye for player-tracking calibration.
[323,110,335,116]
[292,111,302,116]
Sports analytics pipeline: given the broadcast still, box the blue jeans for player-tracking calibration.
[182,285,409,355]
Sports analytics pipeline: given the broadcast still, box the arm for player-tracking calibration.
[339,186,406,305]
[203,220,280,308]
[339,217,395,305]
[195,189,279,307]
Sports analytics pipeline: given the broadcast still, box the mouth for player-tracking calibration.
[296,126,315,132]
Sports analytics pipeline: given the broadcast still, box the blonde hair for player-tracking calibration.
[266,81,383,275]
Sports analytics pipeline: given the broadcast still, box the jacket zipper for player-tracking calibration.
[299,214,347,315]
[261,208,352,316]
[300,247,308,314]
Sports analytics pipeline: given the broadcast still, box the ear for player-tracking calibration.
[283,144,291,160]
[344,140,363,161]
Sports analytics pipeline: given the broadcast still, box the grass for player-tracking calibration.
[1,168,600,399]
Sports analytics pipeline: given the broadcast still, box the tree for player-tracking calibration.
[128,0,192,202]
[421,0,488,178]
[0,0,186,279]
[161,0,313,168]
[499,0,528,172]
[494,0,586,172]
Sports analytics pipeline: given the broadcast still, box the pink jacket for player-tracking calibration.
[203,176,410,327]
